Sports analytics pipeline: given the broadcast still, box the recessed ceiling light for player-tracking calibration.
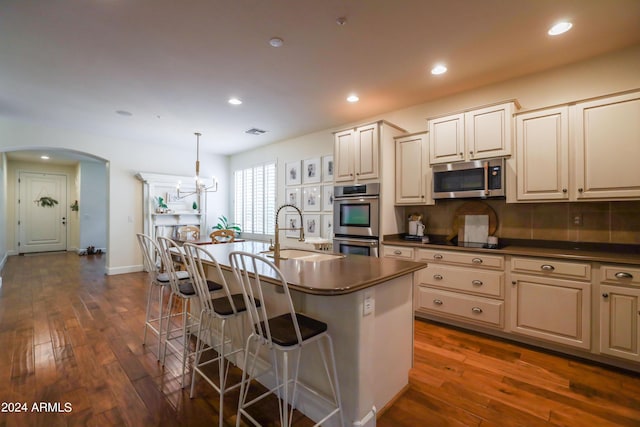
[115,110,132,116]
[347,94,359,103]
[336,17,347,26]
[548,21,573,36]
[269,37,284,48]
[228,97,243,105]
[40,155,50,160]
[431,64,447,75]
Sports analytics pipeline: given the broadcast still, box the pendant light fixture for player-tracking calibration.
[176,132,218,199]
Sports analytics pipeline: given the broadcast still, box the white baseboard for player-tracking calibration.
[106,264,143,275]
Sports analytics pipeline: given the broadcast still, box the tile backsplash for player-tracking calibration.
[401,200,640,244]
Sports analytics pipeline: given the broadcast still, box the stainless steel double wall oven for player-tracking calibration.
[333,183,380,257]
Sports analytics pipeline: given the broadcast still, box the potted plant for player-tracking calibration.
[212,215,241,234]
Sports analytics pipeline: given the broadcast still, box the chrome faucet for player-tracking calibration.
[272,204,305,260]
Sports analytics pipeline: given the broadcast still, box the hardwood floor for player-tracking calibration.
[1,252,639,426]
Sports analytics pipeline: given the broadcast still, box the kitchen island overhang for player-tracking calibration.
[188,240,426,427]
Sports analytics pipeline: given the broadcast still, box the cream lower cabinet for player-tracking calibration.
[599,264,640,362]
[509,257,591,350]
[415,249,505,328]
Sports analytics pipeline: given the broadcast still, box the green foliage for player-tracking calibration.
[35,196,59,207]
[157,197,168,208]
[212,215,241,232]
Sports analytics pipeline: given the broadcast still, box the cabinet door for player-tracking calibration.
[466,102,514,160]
[334,129,355,182]
[395,132,432,204]
[515,106,570,201]
[354,123,379,180]
[429,113,465,164]
[600,285,640,362]
[510,275,590,349]
[573,92,640,199]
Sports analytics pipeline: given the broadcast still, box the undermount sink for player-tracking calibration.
[262,249,345,262]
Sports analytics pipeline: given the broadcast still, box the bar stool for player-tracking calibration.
[136,233,189,360]
[229,251,344,427]
[183,243,252,427]
[156,236,223,387]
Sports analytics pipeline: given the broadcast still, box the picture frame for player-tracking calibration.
[284,214,302,238]
[303,214,321,238]
[285,187,300,211]
[322,155,334,182]
[303,186,321,212]
[303,157,321,184]
[322,214,333,239]
[285,161,301,186]
[322,185,334,211]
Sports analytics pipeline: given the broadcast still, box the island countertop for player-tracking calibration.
[186,240,426,295]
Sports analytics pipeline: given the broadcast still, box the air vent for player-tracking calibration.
[245,128,267,135]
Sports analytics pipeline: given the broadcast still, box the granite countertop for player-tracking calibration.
[382,235,640,266]
[189,240,427,295]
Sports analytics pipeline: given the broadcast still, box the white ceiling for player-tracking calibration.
[2,0,639,157]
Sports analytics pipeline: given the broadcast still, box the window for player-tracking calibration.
[233,162,276,236]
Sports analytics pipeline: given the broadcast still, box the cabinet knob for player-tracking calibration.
[578,188,584,193]
[472,258,483,264]
[421,195,425,198]
[471,307,483,314]
[541,264,555,272]
[472,280,483,286]
[433,299,443,305]
[469,151,474,155]
[512,280,517,285]
[602,293,609,298]
[562,188,567,193]
[459,152,463,156]
[433,254,443,260]
[433,274,443,280]
[615,272,634,280]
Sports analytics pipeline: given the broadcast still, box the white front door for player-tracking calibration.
[18,172,68,253]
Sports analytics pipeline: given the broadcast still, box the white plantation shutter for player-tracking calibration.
[233,162,276,236]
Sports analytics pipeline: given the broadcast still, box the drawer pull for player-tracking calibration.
[472,280,483,286]
[471,307,483,314]
[472,258,483,264]
[393,250,402,255]
[433,254,443,260]
[615,272,633,280]
[541,264,555,272]
[433,299,443,305]
[433,274,443,280]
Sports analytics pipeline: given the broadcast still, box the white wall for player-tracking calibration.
[0,122,229,274]
[0,154,7,271]
[79,161,108,251]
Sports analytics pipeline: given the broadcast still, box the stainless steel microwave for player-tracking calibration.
[432,158,505,199]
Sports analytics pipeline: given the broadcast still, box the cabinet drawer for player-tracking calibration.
[383,245,414,260]
[600,264,640,286]
[417,286,503,328]
[416,248,504,269]
[511,257,591,281]
[417,264,503,298]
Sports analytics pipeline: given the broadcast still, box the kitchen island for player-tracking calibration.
[190,240,426,427]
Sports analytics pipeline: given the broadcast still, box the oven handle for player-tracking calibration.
[333,237,379,246]
[334,195,380,201]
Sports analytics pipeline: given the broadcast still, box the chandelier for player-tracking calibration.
[176,132,218,199]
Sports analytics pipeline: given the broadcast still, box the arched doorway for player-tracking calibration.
[1,148,108,262]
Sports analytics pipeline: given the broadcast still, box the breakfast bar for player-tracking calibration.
[191,240,426,427]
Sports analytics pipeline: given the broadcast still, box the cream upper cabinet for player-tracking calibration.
[334,123,380,182]
[395,131,433,205]
[514,106,570,201]
[429,102,515,164]
[573,91,640,200]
